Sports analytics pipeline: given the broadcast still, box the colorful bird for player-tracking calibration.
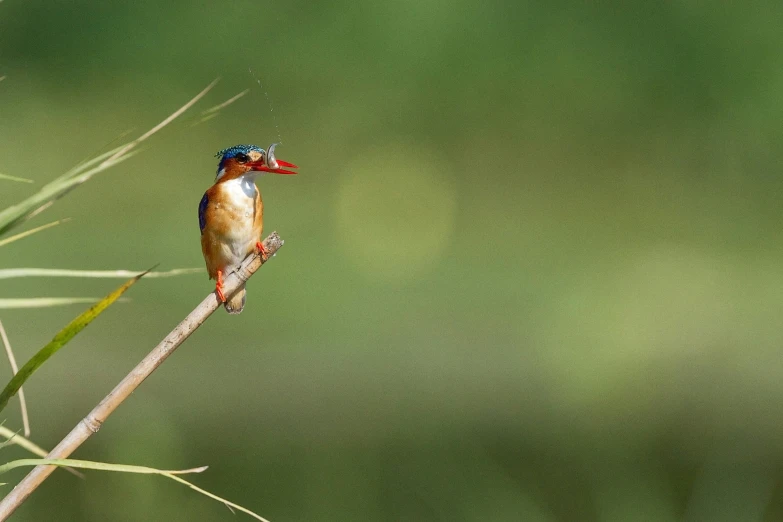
[199,143,297,313]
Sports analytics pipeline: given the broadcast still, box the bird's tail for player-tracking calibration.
[224,283,246,314]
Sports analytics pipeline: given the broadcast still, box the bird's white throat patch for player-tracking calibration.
[221,175,258,203]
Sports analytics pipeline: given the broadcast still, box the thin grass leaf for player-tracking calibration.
[201,89,249,115]
[52,144,126,185]
[0,271,148,414]
[0,423,10,451]
[0,267,201,280]
[0,173,33,184]
[0,458,270,521]
[0,321,30,436]
[190,89,247,127]
[190,113,220,127]
[0,298,129,309]
[165,469,271,522]
[0,426,84,479]
[20,150,141,226]
[0,152,136,237]
[0,219,70,249]
[57,147,140,188]
[60,129,135,183]
[0,80,218,237]
[104,78,218,165]
[0,458,205,475]
[0,427,51,458]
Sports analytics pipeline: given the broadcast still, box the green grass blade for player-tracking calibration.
[0,271,148,413]
[190,113,220,127]
[0,219,70,248]
[0,425,13,451]
[0,427,54,459]
[165,470,271,521]
[0,173,33,184]
[201,89,249,115]
[0,80,217,238]
[0,458,206,476]
[0,458,270,521]
[0,152,137,237]
[0,426,84,479]
[51,145,127,185]
[0,267,201,280]
[0,298,128,309]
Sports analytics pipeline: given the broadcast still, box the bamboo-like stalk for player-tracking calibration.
[0,232,284,520]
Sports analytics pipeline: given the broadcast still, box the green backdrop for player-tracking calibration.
[3,2,783,520]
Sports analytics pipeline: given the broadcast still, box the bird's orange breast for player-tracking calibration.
[199,178,263,279]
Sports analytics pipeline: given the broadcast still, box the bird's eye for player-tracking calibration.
[235,153,249,163]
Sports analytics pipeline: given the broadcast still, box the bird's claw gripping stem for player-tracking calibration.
[215,270,227,303]
[255,241,268,261]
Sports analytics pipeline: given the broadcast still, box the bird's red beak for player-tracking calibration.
[248,159,298,175]
[248,143,298,175]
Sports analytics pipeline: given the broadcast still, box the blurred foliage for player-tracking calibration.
[0,271,144,415]
[3,1,783,521]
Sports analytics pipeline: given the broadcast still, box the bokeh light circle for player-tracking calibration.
[336,144,457,282]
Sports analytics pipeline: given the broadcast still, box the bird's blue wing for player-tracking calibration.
[198,193,209,233]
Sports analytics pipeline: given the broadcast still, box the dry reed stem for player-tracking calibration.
[0,232,284,520]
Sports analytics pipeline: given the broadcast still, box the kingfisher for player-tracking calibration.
[199,143,297,313]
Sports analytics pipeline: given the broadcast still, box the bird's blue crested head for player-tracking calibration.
[212,142,298,182]
[215,144,265,173]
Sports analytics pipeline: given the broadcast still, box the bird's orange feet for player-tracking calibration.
[215,270,226,303]
[255,241,268,261]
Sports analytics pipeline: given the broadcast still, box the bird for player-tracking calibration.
[199,143,297,313]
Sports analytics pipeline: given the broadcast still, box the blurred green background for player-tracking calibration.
[3,1,783,520]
